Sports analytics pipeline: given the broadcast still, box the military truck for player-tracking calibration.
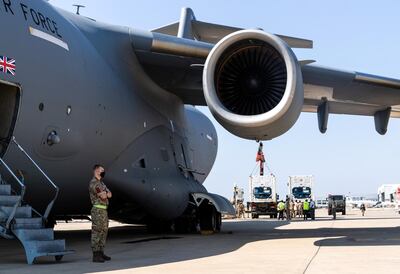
[328,195,346,215]
[247,174,278,219]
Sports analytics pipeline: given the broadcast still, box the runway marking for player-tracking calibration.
[303,220,336,274]
[29,27,69,51]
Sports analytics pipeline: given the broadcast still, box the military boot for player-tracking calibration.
[93,251,105,263]
[101,251,111,261]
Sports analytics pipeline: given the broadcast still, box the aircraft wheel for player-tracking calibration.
[199,205,219,232]
[175,215,198,234]
[215,212,222,232]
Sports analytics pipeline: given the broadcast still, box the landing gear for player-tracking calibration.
[174,216,197,233]
[55,255,63,262]
[199,205,221,232]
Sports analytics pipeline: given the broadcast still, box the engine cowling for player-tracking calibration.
[203,30,304,140]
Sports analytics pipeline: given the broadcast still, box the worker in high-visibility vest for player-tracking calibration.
[277,201,286,220]
[303,199,310,220]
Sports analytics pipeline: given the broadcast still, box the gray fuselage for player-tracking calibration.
[0,0,217,222]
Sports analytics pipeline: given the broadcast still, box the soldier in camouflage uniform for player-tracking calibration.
[89,164,112,263]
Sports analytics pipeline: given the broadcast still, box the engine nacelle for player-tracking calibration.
[203,30,304,140]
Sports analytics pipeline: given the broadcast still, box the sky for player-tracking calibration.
[50,0,400,200]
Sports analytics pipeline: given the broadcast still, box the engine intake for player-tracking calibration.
[215,39,287,115]
[203,30,304,140]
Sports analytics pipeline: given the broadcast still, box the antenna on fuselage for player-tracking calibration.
[73,4,85,15]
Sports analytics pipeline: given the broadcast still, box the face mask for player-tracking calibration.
[100,171,105,178]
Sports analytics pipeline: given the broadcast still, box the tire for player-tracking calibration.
[215,212,222,232]
[199,205,220,232]
[342,210,346,215]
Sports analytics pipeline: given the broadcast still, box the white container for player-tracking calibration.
[249,174,277,203]
[288,175,315,201]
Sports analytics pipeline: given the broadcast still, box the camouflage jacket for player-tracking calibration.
[89,177,109,206]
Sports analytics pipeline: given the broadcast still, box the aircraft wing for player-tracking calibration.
[134,37,400,122]
[153,19,313,48]
[132,7,400,136]
[302,65,400,117]
[301,65,400,133]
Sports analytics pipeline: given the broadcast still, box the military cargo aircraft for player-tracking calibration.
[1,0,400,233]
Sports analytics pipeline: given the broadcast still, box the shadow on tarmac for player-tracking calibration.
[0,215,399,272]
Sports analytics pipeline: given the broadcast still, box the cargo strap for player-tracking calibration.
[93,204,107,210]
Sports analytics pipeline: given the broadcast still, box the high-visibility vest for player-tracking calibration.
[278,202,285,211]
[303,201,310,211]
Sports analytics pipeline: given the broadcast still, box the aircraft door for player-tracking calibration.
[0,81,20,156]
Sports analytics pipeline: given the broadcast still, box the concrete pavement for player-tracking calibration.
[0,208,399,274]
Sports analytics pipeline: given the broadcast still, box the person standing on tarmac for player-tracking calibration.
[238,202,245,218]
[277,200,286,220]
[310,199,316,220]
[303,199,310,220]
[360,203,366,216]
[285,196,291,220]
[332,200,337,220]
[290,199,295,218]
[297,201,303,218]
[89,164,112,263]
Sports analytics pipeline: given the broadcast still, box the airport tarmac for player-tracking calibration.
[1,208,400,274]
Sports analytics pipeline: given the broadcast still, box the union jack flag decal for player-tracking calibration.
[0,56,16,76]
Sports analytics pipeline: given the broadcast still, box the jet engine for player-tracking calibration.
[203,30,304,140]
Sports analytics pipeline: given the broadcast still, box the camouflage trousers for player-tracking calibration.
[91,207,109,252]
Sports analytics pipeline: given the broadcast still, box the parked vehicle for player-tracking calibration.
[328,195,346,215]
[248,175,278,219]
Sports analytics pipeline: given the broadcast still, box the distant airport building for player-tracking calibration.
[377,184,400,203]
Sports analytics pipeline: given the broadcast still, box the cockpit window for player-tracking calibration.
[292,187,311,199]
[253,187,272,199]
